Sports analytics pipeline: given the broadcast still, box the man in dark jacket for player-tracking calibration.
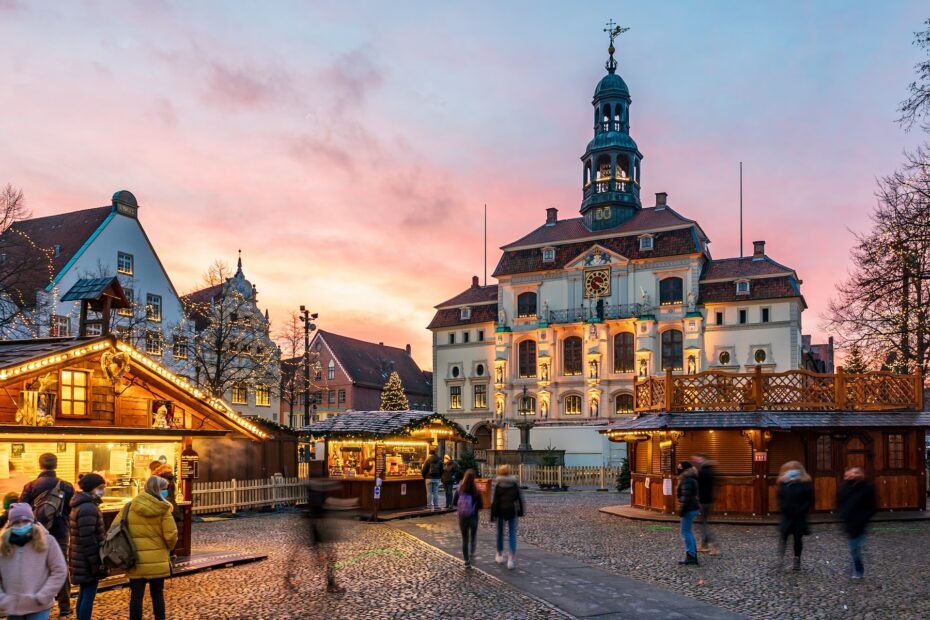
[421,451,443,511]
[441,455,459,509]
[676,461,700,566]
[692,453,718,554]
[20,452,75,616]
[490,465,524,569]
[836,467,877,578]
[70,473,107,620]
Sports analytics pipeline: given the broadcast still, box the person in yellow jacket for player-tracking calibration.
[112,476,178,620]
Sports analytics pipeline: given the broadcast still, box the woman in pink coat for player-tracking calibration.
[0,503,68,620]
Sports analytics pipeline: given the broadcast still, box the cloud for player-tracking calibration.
[202,61,292,109]
[321,49,385,110]
[0,0,23,12]
[287,134,355,173]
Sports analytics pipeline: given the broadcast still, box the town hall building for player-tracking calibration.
[430,35,812,466]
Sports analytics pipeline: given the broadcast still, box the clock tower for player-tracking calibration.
[580,23,643,231]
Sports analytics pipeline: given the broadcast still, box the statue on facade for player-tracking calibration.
[589,359,599,379]
[541,400,549,418]
[640,287,651,311]
[495,399,503,416]
[590,397,599,418]
[639,358,648,377]
[543,300,549,322]
[687,355,697,375]
[687,291,696,313]
[495,365,504,384]
[540,363,549,382]
[498,308,507,326]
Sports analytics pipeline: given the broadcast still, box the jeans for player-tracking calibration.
[444,482,455,508]
[680,509,699,556]
[848,533,866,576]
[459,515,478,562]
[426,479,442,509]
[76,580,99,620]
[496,517,517,556]
[129,578,166,620]
[9,610,52,620]
[698,502,714,546]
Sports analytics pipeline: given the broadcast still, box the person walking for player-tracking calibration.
[421,450,443,511]
[69,474,108,620]
[490,464,524,570]
[441,455,459,509]
[676,461,700,566]
[692,453,719,554]
[112,476,178,620]
[452,469,483,567]
[776,460,815,571]
[0,503,68,620]
[836,466,877,579]
[19,453,74,617]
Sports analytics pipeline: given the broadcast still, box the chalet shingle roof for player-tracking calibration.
[428,303,498,330]
[301,409,471,439]
[5,207,112,278]
[318,330,431,397]
[700,256,795,281]
[700,276,801,304]
[0,337,99,368]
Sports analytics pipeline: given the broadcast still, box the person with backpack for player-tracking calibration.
[0,503,68,620]
[112,476,178,620]
[451,469,483,567]
[441,455,459,509]
[420,450,443,511]
[490,464,524,570]
[69,473,107,620]
[19,453,74,617]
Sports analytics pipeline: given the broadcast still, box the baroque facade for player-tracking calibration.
[430,40,806,465]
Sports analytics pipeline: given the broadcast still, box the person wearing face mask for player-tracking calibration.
[776,461,815,571]
[112,476,178,620]
[68,473,108,620]
[0,502,67,620]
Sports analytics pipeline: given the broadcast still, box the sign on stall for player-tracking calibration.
[662,478,672,496]
[400,483,407,496]
[754,451,768,462]
[374,477,382,499]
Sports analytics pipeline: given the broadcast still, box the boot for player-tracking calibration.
[773,541,786,571]
[792,556,801,571]
[678,553,699,565]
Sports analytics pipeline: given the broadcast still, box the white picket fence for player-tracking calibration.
[478,464,621,489]
[191,475,309,515]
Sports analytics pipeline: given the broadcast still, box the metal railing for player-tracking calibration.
[547,303,641,324]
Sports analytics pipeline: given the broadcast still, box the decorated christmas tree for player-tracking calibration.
[843,343,869,374]
[379,371,410,411]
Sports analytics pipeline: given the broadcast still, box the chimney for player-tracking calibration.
[471,275,479,288]
[546,207,558,225]
[655,192,668,207]
[379,342,384,346]
[405,344,412,355]
[753,240,765,258]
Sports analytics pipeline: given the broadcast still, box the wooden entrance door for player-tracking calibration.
[841,434,872,477]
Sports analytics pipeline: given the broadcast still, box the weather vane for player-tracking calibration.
[603,19,629,74]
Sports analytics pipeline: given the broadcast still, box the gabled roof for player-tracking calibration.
[61,277,130,308]
[700,256,796,281]
[5,206,113,279]
[302,409,472,440]
[428,303,498,330]
[316,330,432,396]
[435,284,498,309]
[699,276,803,305]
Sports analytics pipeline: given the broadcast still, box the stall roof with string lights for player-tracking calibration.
[301,410,474,443]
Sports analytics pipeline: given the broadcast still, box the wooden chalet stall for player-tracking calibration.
[602,367,930,516]
[303,410,474,512]
[0,335,269,556]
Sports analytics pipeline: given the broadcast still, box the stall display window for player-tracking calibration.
[60,369,89,416]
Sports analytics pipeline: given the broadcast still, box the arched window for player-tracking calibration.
[584,161,591,185]
[616,155,629,179]
[563,336,582,375]
[615,393,634,414]
[661,330,683,371]
[613,105,622,131]
[613,332,635,373]
[327,360,335,380]
[601,104,611,130]
[517,292,537,318]
[595,155,612,193]
[518,340,536,378]
[564,394,582,415]
[518,396,536,416]
[659,277,683,305]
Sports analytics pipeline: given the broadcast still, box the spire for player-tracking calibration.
[603,20,629,75]
[236,249,243,277]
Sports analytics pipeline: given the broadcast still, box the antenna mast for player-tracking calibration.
[484,203,488,286]
[739,162,743,258]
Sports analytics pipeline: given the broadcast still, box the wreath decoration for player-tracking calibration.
[101,350,130,385]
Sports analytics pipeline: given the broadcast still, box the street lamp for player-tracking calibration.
[299,305,318,428]
[516,385,535,451]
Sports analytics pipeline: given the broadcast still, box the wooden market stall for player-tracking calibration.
[303,410,475,512]
[602,367,930,516]
[0,334,270,556]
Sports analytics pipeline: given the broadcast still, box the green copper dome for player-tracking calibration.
[594,73,630,100]
[585,130,638,154]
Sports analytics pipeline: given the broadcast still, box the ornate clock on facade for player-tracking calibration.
[584,268,610,298]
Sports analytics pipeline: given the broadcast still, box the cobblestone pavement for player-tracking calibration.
[83,510,566,619]
[512,490,930,620]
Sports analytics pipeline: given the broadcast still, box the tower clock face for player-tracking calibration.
[584,268,611,299]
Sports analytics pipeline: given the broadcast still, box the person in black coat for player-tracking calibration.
[490,465,524,570]
[451,469,483,567]
[441,455,459,509]
[776,461,815,571]
[693,453,718,554]
[836,467,877,578]
[69,473,108,620]
[676,461,701,565]
[20,452,75,616]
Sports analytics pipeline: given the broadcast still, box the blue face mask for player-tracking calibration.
[10,523,33,536]
[160,490,169,499]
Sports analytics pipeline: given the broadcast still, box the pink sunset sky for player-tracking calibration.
[0,2,927,369]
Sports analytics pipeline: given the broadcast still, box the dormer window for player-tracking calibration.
[736,280,751,295]
[460,307,472,320]
[639,235,654,251]
[542,247,556,263]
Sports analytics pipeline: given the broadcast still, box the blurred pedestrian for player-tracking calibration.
[692,453,719,555]
[441,455,459,509]
[676,461,700,566]
[19,453,74,617]
[0,491,20,529]
[490,464,524,570]
[113,476,178,620]
[296,479,358,594]
[836,466,877,579]
[452,469,483,567]
[0,503,68,620]
[776,461,814,571]
[69,473,108,620]
[421,450,443,511]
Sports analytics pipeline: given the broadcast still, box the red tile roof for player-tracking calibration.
[501,207,698,249]
[493,227,700,277]
[317,330,432,397]
[699,276,801,304]
[435,284,498,308]
[700,256,795,281]
[427,303,498,330]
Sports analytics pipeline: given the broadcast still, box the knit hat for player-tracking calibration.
[78,472,106,493]
[153,464,173,478]
[7,503,33,524]
[2,492,18,510]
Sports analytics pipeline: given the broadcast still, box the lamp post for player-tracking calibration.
[515,385,535,451]
[299,306,318,428]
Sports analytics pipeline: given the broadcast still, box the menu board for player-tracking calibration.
[374,445,386,479]
[78,451,94,474]
[109,449,129,475]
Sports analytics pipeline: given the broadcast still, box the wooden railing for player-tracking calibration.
[635,367,923,413]
[477,464,621,489]
[192,475,308,514]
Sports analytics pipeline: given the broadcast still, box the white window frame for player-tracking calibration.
[173,336,189,360]
[327,360,335,380]
[460,307,471,320]
[118,287,134,317]
[51,315,71,337]
[117,252,134,276]
[144,330,163,355]
[255,384,271,407]
[735,279,751,295]
[232,383,248,405]
[638,235,654,251]
[146,293,162,322]
[542,247,556,263]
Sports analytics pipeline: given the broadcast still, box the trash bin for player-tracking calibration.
[474,478,493,510]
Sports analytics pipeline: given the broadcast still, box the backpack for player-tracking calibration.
[456,492,475,518]
[100,503,137,571]
[32,481,65,530]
